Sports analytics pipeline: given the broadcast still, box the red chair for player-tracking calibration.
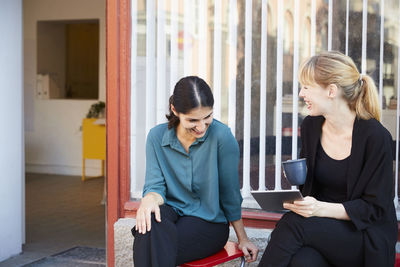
[180,241,245,267]
[395,253,400,267]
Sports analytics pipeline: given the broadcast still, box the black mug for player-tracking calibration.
[282,158,307,186]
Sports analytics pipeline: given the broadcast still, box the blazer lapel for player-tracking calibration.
[346,118,362,199]
[303,116,324,196]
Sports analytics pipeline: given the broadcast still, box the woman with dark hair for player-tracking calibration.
[132,76,258,267]
[258,51,397,267]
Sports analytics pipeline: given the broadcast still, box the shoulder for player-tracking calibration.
[356,118,392,141]
[353,119,394,157]
[209,119,235,140]
[210,119,232,133]
[208,120,238,148]
[147,123,168,142]
[355,118,393,153]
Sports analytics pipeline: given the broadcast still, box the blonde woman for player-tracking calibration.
[259,51,397,267]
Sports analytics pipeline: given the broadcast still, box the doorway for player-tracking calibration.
[0,0,107,266]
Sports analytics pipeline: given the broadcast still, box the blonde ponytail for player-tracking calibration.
[355,75,381,121]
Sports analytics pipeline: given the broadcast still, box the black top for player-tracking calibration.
[299,116,397,267]
[314,142,348,203]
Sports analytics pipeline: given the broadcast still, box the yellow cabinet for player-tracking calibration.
[82,118,105,181]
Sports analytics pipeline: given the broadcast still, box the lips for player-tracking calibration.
[304,100,311,110]
[191,128,206,135]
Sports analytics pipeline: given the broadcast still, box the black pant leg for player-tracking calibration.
[175,216,229,265]
[258,212,306,267]
[288,246,332,267]
[258,212,363,267]
[301,215,363,267]
[132,205,179,267]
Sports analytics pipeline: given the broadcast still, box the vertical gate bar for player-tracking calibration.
[291,0,300,190]
[311,0,316,55]
[184,0,193,76]
[131,0,137,194]
[395,1,400,207]
[157,0,166,124]
[259,0,268,191]
[328,0,332,51]
[345,0,349,55]
[198,0,208,80]
[145,0,156,134]
[228,0,237,136]
[213,0,222,119]
[379,0,385,111]
[170,0,179,94]
[361,0,368,74]
[243,0,253,197]
[275,0,283,190]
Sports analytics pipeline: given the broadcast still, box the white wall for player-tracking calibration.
[24,0,106,176]
[0,0,23,261]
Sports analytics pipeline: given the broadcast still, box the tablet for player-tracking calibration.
[251,190,304,212]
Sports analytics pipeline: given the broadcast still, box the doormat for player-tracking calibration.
[22,246,106,267]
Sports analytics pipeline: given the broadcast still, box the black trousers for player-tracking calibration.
[258,212,363,267]
[132,205,229,267]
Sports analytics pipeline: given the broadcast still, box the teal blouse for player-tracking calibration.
[143,119,243,223]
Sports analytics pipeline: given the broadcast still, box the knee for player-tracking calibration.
[280,212,304,225]
[274,212,306,235]
[131,214,162,239]
[289,252,307,267]
[271,212,305,236]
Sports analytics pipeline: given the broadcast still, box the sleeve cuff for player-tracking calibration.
[225,210,242,222]
[143,190,166,204]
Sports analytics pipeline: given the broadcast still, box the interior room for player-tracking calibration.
[0,0,107,265]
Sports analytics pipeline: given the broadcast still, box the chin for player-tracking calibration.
[193,132,205,138]
[191,129,207,137]
[308,109,321,117]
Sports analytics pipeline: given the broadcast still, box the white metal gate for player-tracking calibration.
[131,0,400,209]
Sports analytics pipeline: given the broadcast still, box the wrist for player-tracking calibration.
[316,202,348,220]
[315,201,327,217]
[237,232,250,244]
[145,192,164,205]
[238,236,249,243]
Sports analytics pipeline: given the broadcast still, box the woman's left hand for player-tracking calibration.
[283,196,323,218]
[238,239,259,262]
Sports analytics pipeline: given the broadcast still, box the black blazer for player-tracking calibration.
[299,116,397,267]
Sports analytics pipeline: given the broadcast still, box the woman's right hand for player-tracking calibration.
[136,192,163,234]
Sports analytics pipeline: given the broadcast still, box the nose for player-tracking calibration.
[299,87,305,98]
[196,120,206,132]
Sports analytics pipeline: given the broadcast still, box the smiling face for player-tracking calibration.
[172,106,213,140]
[299,83,330,116]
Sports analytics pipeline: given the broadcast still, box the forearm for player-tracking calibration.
[231,218,259,262]
[318,201,350,220]
[285,196,351,220]
[231,219,249,242]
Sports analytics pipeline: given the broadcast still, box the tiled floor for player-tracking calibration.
[0,173,106,267]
